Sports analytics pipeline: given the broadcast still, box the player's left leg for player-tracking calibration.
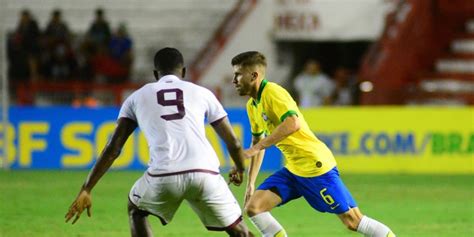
[128,199,153,237]
[186,172,253,236]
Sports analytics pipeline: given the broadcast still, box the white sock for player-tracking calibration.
[249,212,287,237]
[357,215,395,237]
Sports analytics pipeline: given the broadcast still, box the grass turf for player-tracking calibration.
[0,171,473,237]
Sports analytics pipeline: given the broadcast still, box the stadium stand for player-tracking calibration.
[5,0,236,105]
[358,0,474,105]
[6,0,472,106]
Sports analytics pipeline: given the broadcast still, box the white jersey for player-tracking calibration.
[118,75,227,175]
[294,73,335,107]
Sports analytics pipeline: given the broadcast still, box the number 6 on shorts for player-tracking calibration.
[319,188,335,205]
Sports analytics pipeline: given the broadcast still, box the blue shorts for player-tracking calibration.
[257,167,357,214]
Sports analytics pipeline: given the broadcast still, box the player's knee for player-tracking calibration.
[344,220,359,231]
[244,202,263,217]
[345,216,362,231]
[243,206,254,217]
[339,212,361,231]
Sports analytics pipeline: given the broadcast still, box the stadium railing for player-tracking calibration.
[14,80,141,106]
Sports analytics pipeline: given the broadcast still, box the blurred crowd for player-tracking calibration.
[7,8,359,107]
[292,60,360,106]
[215,60,360,108]
[7,8,133,85]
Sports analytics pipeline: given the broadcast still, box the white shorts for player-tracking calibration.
[129,170,243,231]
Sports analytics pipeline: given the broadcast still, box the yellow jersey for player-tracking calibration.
[246,79,336,177]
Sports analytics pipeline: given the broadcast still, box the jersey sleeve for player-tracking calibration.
[246,99,264,137]
[118,93,137,122]
[264,84,299,122]
[204,88,227,124]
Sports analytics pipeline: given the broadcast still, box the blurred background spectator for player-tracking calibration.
[293,59,335,107]
[77,8,112,81]
[41,9,77,80]
[7,9,41,83]
[92,23,133,83]
[86,8,111,52]
[329,67,358,106]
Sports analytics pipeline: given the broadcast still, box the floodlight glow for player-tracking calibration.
[360,81,374,92]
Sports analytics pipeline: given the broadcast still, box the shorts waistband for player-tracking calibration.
[147,169,219,177]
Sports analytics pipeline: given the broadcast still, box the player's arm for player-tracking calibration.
[247,135,265,186]
[82,117,137,191]
[243,116,300,205]
[244,115,300,157]
[65,117,137,224]
[211,116,246,186]
[244,134,265,206]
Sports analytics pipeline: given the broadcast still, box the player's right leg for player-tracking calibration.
[244,189,281,216]
[245,190,287,237]
[245,168,300,237]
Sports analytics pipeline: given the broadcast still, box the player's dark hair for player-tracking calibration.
[231,51,267,68]
[154,47,184,73]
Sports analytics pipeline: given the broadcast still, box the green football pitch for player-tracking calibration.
[1,171,472,237]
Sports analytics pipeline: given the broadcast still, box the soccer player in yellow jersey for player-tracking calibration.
[230,51,396,237]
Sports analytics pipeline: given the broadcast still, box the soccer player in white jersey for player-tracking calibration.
[65,47,254,237]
